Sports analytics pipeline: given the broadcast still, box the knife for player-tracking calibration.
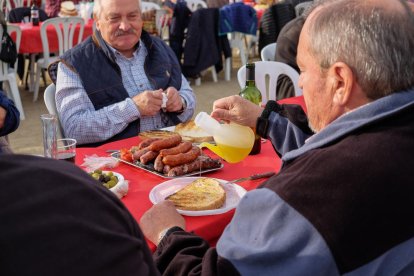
[226,171,275,184]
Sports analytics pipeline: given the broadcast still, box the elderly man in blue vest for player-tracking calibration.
[49,0,195,147]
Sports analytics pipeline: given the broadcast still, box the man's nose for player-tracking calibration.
[119,18,131,30]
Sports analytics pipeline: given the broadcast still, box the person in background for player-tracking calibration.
[0,91,20,153]
[0,154,160,275]
[49,0,195,147]
[45,0,80,18]
[140,0,414,274]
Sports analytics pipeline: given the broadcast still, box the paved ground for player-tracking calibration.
[9,58,249,155]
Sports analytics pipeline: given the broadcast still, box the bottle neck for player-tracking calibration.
[245,65,255,87]
[245,80,256,87]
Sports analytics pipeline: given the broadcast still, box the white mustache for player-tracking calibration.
[115,28,137,37]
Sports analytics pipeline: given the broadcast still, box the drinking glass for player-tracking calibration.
[40,114,57,159]
[56,138,77,163]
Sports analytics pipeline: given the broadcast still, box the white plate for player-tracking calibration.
[149,177,247,216]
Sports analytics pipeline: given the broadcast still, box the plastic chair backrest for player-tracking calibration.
[40,17,85,64]
[237,61,302,103]
[141,1,160,11]
[260,42,276,61]
[44,83,65,138]
[5,0,31,13]
[185,0,207,12]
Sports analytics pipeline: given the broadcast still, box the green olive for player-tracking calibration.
[107,180,117,188]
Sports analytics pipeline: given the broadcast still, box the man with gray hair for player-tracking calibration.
[140,0,414,274]
[49,0,195,147]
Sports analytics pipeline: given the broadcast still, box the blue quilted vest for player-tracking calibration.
[50,31,182,147]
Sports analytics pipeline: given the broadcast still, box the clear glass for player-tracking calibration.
[40,114,57,159]
[56,138,77,163]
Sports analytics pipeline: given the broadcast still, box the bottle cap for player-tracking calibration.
[194,112,220,135]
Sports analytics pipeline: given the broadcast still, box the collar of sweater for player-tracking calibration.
[282,89,414,162]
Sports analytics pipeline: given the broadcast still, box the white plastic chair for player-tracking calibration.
[4,0,32,17]
[43,83,65,138]
[0,24,25,120]
[33,16,85,102]
[260,42,277,61]
[237,61,302,103]
[185,0,207,12]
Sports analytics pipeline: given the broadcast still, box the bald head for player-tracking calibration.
[304,0,414,99]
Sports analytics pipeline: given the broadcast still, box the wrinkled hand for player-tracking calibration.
[211,95,263,127]
[132,89,163,116]
[164,87,183,112]
[140,200,185,245]
[0,107,6,129]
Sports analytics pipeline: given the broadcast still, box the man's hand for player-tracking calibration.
[0,107,7,129]
[131,89,164,116]
[140,200,185,245]
[211,95,264,127]
[164,87,183,112]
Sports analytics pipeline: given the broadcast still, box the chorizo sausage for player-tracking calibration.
[132,147,150,161]
[148,134,182,151]
[159,141,192,157]
[140,151,159,164]
[162,146,201,167]
[138,138,160,150]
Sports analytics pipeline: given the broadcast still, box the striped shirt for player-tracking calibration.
[55,40,195,145]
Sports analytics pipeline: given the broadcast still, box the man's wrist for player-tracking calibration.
[178,96,187,113]
[157,226,184,245]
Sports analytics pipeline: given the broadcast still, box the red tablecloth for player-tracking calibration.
[75,96,306,252]
[10,20,94,54]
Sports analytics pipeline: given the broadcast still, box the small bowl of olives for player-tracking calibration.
[89,170,128,198]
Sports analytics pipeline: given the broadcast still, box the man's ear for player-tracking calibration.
[328,62,354,106]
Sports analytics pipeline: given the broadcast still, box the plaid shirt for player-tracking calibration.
[55,41,195,145]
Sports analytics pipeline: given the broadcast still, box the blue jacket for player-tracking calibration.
[49,31,183,147]
[219,2,257,35]
[0,92,20,137]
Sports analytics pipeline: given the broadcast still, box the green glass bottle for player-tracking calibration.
[239,63,262,155]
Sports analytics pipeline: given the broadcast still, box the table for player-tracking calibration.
[10,20,94,91]
[75,96,306,251]
[11,20,94,54]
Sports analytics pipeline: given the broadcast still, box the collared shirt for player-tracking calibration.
[55,40,195,145]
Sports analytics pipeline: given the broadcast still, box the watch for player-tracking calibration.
[256,100,281,137]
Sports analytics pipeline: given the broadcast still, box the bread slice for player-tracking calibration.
[174,120,214,143]
[138,130,177,140]
[166,178,226,211]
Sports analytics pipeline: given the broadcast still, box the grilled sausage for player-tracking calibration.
[140,151,159,164]
[132,147,150,161]
[148,134,182,151]
[162,146,201,167]
[138,138,160,150]
[167,155,222,177]
[153,154,164,172]
[159,141,192,157]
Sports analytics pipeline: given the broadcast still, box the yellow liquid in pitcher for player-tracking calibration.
[216,143,252,163]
